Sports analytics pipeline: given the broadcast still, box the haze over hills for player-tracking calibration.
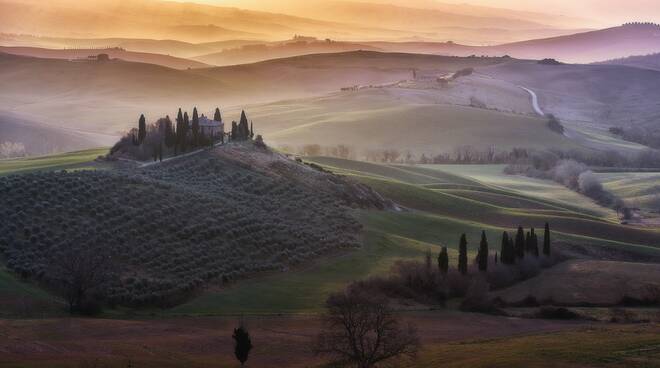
[0,51,508,139]
[0,46,211,69]
[0,0,586,44]
[597,52,660,71]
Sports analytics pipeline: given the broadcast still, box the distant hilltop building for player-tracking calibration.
[198,114,223,139]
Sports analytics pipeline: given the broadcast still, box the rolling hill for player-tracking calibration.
[0,46,210,70]
[597,52,660,71]
[0,51,510,135]
[479,59,660,131]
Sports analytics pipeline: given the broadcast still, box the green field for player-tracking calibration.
[238,88,586,155]
[161,158,660,315]
[410,325,660,368]
[0,148,109,175]
[2,152,660,317]
[597,171,660,211]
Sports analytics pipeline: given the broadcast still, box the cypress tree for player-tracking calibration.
[525,231,531,254]
[175,108,183,153]
[500,231,510,264]
[214,107,222,122]
[543,222,551,256]
[250,121,254,139]
[531,228,539,257]
[182,112,190,152]
[508,234,515,264]
[239,110,249,140]
[164,115,175,148]
[458,234,468,275]
[233,325,253,367]
[494,252,498,265]
[192,107,200,147]
[231,121,238,141]
[438,246,449,275]
[138,114,146,144]
[478,231,488,272]
[515,226,525,259]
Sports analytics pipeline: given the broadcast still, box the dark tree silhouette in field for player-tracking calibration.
[250,121,254,139]
[192,107,200,147]
[214,107,222,122]
[458,234,468,275]
[315,288,419,368]
[181,111,190,152]
[49,245,116,315]
[138,114,146,144]
[231,121,238,141]
[438,246,449,275]
[543,222,552,256]
[233,325,253,367]
[478,231,489,272]
[515,226,525,259]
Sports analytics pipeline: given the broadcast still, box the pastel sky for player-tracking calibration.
[195,0,660,25]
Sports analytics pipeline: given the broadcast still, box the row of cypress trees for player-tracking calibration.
[435,223,552,276]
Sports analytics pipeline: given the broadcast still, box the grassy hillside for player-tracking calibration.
[163,157,660,315]
[480,60,660,132]
[0,46,211,69]
[0,148,109,176]
[598,171,660,211]
[235,88,582,155]
[0,51,510,136]
[0,144,369,310]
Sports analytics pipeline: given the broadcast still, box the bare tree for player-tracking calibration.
[314,287,419,368]
[49,245,117,314]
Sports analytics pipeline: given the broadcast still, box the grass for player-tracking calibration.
[597,171,660,211]
[0,267,62,317]
[155,157,660,315]
[0,148,109,175]
[409,325,660,368]
[165,224,445,315]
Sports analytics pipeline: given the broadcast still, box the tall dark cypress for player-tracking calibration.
[175,108,184,153]
[182,112,190,151]
[531,228,539,257]
[192,107,200,147]
[239,110,249,140]
[478,231,488,272]
[515,226,525,259]
[138,114,146,144]
[508,234,515,264]
[543,222,551,256]
[458,234,468,275]
[438,246,449,275]
[500,231,510,265]
[214,107,222,122]
[250,121,254,139]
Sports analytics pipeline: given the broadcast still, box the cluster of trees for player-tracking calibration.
[450,224,552,277]
[345,224,558,315]
[230,110,254,141]
[113,107,259,161]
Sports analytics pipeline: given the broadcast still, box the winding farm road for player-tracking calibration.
[519,86,545,116]
[518,86,545,116]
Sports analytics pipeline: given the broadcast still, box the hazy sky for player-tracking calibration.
[194,0,660,25]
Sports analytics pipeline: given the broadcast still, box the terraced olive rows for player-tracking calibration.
[0,154,361,307]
